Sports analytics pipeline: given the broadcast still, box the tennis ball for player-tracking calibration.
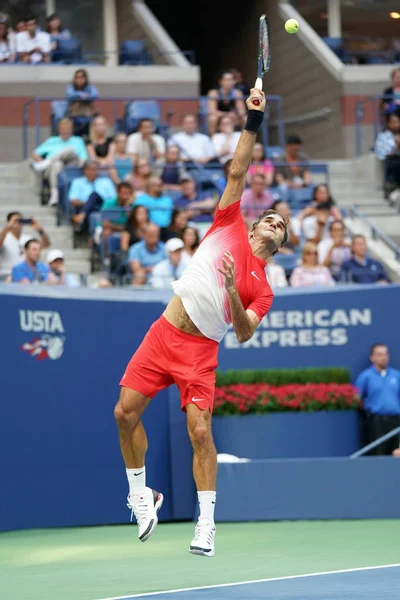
[285,19,299,34]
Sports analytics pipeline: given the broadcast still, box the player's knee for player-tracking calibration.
[114,400,140,429]
[190,422,212,449]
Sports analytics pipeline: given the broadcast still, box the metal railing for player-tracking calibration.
[350,425,400,458]
[22,95,286,160]
[348,205,400,261]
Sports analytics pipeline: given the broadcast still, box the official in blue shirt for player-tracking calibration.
[128,223,166,284]
[12,239,50,284]
[69,161,116,231]
[133,176,173,228]
[340,235,388,284]
[355,343,400,455]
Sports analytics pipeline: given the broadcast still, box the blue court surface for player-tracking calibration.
[96,565,400,600]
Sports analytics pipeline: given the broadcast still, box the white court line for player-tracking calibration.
[94,563,400,600]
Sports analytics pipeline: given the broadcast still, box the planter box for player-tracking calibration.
[213,411,361,459]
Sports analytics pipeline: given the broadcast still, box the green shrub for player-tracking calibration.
[215,367,350,387]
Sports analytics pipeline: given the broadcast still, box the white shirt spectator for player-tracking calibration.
[212,131,241,158]
[126,132,165,161]
[0,232,39,277]
[302,215,333,242]
[169,131,214,163]
[318,237,352,265]
[375,130,396,161]
[16,30,51,64]
[151,237,190,289]
[266,263,288,288]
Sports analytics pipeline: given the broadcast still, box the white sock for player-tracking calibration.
[198,491,216,522]
[126,467,146,496]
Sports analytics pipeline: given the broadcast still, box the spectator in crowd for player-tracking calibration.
[66,69,99,137]
[271,200,300,254]
[160,208,189,242]
[109,133,133,185]
[381,68,400,116]
[212,115,241,163]
[153,145,189,191]
[230,67,250,96]
[127,158,152,195]
[274,135,312,189]
[133,176,173,228]
[151,237,189,289]
[11,239,52,284]
[100,181,134,240]
[169,114,214,165]
[299,184,342,222]
[120,205,149,251]
[290,242,335,288]
[181,225,200,261]
[266,260,288,288]
[214,158,232,195]
[47,249,80,287]
[355,343,400,455]
[46,13,71,52]
[15,21,26,33]
[375,113,400,199]
[340,235,388,284]
[127,119,165,162]
[87,115,115,167]
[16,16,50,64]
[302,202,333,244]
[318,219,352,280]
[31,118,88,205]
[247,143,274,186]
[174,177,216,223]
[207,71,246,135]
[0,212,50,280]
[0,18,15,63]
[69,160,116,228]
[241,173,274,223]
[129,223,166,285]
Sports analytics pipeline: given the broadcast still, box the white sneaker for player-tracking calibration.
[127,487,163,542]
[31,158,51,172]
[189,517,216,557]
[49,189,59,206]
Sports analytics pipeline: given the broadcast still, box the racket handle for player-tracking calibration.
[253,78,263,106]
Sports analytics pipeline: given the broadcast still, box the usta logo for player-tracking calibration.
[19,310,65,361]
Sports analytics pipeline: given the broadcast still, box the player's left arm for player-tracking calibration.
[219,89,266,211]
[218,251,261,343]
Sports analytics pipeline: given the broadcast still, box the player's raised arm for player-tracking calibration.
[219,89,266,210]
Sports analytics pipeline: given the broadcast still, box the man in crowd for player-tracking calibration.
[241,173,274,223]
[340,235,388,284]
[12,239,52,284]
[100,181,134,233]
[69,161,116,229]
[302,202,333,244]
[151,237,189,289]
[127,119,165,162]
[31,118,88,205]
[0,212,50,280]
[16,15,51,64]
[153,145,189,192]
[275,135,312,189]
[356,344,400,455]
[133,177,173,228]
[174,177,216,223]
[169,114,214,165]
[47,249,80,287]
[271,200,300,254]
[375,113,400,200]
[128,223,166,285]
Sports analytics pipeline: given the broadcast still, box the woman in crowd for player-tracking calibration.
[120,205,149,251]
[109,132,133,185]
[0,18,15,63]
[128,158,152,195]
[66,69,99,137]
[318,219,351,281]
[247,143,274,186]
[181,225,200,261]
[290,242,335,288]
[207,71,246,135]
[87,115,115,167]
[299,184,342,221]
[160,208,189,242]
[212,115,241,163]
[46,13,71,52]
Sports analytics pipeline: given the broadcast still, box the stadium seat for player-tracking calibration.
[265,146,284,160]
[288,187,314,209]
[322,37,351,63]
[52,38,84,64]
[124,100,161,134]
[274,252,300,277]
[119,40,151,66]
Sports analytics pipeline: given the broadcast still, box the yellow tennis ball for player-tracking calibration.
[285,19,299,34]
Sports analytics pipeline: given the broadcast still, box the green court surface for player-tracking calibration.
[1,520,399,600]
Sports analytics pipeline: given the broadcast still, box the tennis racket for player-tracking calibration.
[253,14,270,106]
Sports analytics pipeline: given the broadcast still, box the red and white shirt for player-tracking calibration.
[172,201,274,342]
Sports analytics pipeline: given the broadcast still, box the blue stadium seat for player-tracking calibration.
[274,252,300,276]
[124,100,161,134]
[288,187,314,209]
[322,37,351,63]
[365,56,387,65]
[119,40,151,65]
[266,146,284,160]
[51,100,68,134]
[52,38,84,64]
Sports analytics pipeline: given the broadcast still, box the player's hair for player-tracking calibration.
[251,209,289,255]
[370,343,388,355]
[7,211,21,222]
[24,239,40,250]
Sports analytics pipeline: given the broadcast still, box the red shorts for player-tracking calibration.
[120,316,219,412]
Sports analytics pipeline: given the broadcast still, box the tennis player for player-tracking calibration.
[114,88,288,557]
